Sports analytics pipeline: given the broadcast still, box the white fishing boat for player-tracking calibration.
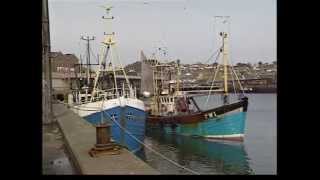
[70,6,146,152]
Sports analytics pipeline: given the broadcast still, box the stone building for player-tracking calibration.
[50,52,80,73]
[50,52,81,101]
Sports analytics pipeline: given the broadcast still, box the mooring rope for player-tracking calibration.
[55,100,200,174]
[111,94,200,174]
[101,110,201,175]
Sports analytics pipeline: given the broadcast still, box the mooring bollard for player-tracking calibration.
[89,122,121,157]
[96,123,110,145]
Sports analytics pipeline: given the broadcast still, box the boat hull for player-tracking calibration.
[164,110,246,141]
[73,98,146,152]
[147,97,248,141]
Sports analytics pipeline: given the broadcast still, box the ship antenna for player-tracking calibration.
[100,5,114,15]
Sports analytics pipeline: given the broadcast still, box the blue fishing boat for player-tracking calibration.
[71,6,146,153]
[147,16,249,141]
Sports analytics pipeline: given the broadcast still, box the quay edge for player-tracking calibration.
[51,103,159,175]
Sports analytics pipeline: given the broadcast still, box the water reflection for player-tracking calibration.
[136,128,253,174]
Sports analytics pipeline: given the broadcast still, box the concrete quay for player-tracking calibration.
[42,123,76,174]
[52,103,159,175]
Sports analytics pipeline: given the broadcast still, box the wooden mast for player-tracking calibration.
[218,16,230,104]
[222,32,228,96]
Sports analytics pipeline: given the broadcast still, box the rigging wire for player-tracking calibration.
[207,16,246,104]
[230,66,237,96]
[112,44,134,95]
[109,45,119,98]
[230,65,245,95]
[204,51,221,108]
[204,69,220,108]
[100,109,201,175]
[56,99,200,175]
[202,45,223,64]
[89,45,99,64]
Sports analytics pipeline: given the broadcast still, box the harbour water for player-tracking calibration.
[136,93,277,175]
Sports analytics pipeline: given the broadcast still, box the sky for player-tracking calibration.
[49,0,276,65]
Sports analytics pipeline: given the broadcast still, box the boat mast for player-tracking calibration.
[218,16,230,103]
[79,54,82,80]
[175,59,181,96]
[152,67,158,114]
[221,31,228,96]
[90,6,116,101]
[80,35,95,87]
[153,60,161,115]
[102,6,119,98]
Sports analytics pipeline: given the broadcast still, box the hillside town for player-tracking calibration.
[124,60,277,85]
[48,51,277,101]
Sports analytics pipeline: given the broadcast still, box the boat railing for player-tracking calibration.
[72,86,135,104]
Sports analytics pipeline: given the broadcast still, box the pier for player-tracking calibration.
[51,103,159,175]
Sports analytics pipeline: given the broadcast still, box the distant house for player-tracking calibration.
[49,52,82,99]
[124,61,141,75]
[205,66,214,69]
[50,52,80,73]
